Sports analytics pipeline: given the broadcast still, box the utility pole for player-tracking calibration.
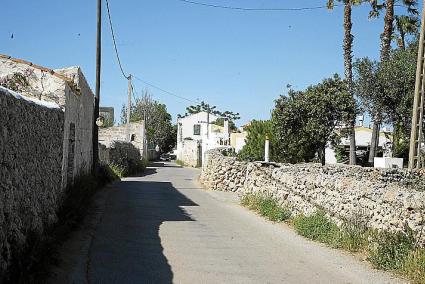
[409,2,425,169]
[93,0,102,174]
[127,74,132,141]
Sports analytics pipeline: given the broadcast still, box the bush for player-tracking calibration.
[368,229,415,271]
[241,193,291,222]
[108,158,148,178]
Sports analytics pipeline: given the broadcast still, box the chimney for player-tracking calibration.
[224,119,230,138]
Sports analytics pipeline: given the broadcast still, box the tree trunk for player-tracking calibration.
[319,147,326,166]
[380,0,394,62]
[400,31,406,50]
[343,2,357,165]
[369,119,380,164]
[369,0,394,165]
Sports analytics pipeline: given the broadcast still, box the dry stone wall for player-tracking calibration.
[201,149,425,244]
[99,141,142,171]
[0,88,65,276]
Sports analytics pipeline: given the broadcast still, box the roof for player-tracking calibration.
[178,111,220,122]
[0,54,81,95]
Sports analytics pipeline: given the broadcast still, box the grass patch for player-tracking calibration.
[109,158,148,177]
[293,211,342,247]
[109,162,125,178]
[241,192,425,283]
[175,159,187,167]
[6,164,118,283]
[402,249,425,284]
[367,229,415,271]
[241,193,291,222]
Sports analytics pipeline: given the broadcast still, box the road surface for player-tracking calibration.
[51,162,403,284]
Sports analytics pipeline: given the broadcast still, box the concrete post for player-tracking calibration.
[265,135,270,163]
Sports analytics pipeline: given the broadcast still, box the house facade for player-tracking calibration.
[176,111,231,167]
[325,126,393,164]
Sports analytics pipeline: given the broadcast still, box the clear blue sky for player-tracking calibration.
[1,0,420,126]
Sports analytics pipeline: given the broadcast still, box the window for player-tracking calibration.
[193,124,201,135]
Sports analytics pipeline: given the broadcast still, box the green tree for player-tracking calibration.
[367,0,417,163]
[354,42,417,159]
[178,101,240,128]
[327,0,364,165]
[238,120,274,161]
[121,90,176,153]
[211,117,237,132]
[272,75,356,165]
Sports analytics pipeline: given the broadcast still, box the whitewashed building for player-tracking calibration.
[325,126,393,164]
[176,111,231,167]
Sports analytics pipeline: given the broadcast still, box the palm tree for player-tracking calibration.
[327,0,363,165]
[367,0,417,165]
[394,15,419,50]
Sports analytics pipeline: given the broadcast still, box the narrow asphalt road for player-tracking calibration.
[52,162,404,284]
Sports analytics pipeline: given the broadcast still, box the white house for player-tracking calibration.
[325,126,393,164]
[176,111,231,167]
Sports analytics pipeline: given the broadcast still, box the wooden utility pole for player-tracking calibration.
[93,0,102,173]
[409,3,425,169]
[127,74,132,141]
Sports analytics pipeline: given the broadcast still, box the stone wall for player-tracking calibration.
[201,149,425,244]
[0,88,65,276]
[99,122,146,158]
[99,141,142,171]
[0,58,94,189]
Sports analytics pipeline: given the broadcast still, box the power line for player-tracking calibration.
[105,0,129,80]
[175,0,336,11]
[133,75,198,104]
[104,0,203,106]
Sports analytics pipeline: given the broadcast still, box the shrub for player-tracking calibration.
[293,211,341,247]
[241,193,291,222]
[108,163,125,178]
[367,229,415,271]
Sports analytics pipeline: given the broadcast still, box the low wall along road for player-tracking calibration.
[200,149,425,245]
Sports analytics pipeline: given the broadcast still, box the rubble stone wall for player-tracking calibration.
[0,88,65,276]
[201,149,425,244]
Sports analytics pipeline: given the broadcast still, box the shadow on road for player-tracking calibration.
[89,180,198,283]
